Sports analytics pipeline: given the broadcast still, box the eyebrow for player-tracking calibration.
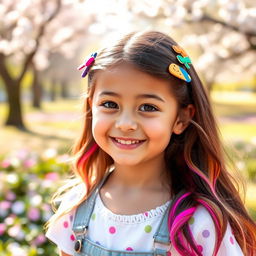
[99,91,165,102]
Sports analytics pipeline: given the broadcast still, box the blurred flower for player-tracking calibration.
[8,224,21,238]
[27,207,40,221]
[6,191,17,201]
[12,201,25,215]
[57,154,70,163]
[24,158,37,168]
[0,208,8,218]
[0,200,11,210]
[6,173,18,185]
[42,148,57,159]
[45,172,59,181]
[0,148,70,254]
[10,157,21,167]
[0,201,11,217]
[1,159,11,168]
[0,223,6,235]
[16,149,29,160]
[7,242,27,256]
[33,234,47,245]
[31,194,42,206]
[5,214,16,225]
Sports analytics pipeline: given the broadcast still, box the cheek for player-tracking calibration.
[143,117,175,140]
[91,111,111,139]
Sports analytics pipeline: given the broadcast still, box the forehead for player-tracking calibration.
[92,63,175,99]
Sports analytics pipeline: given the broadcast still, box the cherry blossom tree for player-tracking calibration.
[0,0,91,129]
[1,0,255,129]
[84,0,256,90]
[131,0,256,90]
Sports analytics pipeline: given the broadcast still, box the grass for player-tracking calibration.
[0,99,82,155]
[220,123,256,142]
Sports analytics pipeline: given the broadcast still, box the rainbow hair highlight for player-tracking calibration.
[77,143,98,168]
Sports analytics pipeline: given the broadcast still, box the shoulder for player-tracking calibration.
[57,183,85,211]
[45,184,85,255]
[45,206,76,254]
[189,206,244,255]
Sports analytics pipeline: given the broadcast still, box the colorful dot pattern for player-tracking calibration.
[188,207,238,254]
[46,196,242,254]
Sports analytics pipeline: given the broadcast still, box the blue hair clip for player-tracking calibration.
[78,52,97,78]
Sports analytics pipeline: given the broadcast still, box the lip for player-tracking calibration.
[110,136,146,150]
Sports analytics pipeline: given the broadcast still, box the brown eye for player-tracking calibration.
[101,101,118,109]
[140,104,158,112]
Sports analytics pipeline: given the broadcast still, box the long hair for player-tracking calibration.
[47,31,256,255]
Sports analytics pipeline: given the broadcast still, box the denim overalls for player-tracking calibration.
[72,172,172,256]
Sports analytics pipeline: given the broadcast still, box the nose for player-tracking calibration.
[115,111,138,131]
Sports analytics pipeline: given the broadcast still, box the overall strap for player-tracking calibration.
[72,169,113,252]
[153,203,171,248]
[72,170,112,231]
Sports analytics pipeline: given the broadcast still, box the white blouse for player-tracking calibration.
[46,188,244,255]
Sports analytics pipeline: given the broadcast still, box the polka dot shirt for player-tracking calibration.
[46,189,244,255]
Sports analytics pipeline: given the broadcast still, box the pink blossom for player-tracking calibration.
[16,149,29,160]
[6,191,16,201]
[1,159,11,168]
[45,172,59,181]
[27,207,40,221]
[23,158,36,168]
[34,234,47,245]
[0,201,11,210]
[0,223,6,235]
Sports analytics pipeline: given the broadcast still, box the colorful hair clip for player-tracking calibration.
[78,52,97,78]
[172,45,192,69]
[168,63,191,82]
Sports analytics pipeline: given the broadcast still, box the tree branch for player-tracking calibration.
[200,14,256,38]
[17,0,62,84]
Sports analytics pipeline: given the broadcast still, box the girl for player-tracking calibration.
[46,31,256,256]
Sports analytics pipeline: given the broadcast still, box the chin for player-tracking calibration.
[113,158,142,167]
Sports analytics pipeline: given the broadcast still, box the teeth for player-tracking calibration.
[115,138,140,145]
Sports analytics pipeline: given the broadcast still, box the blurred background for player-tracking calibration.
[0,0,255,255]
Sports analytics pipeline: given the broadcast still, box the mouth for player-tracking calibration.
[110,137,146,149]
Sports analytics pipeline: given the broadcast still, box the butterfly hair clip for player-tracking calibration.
[78,52,97,78]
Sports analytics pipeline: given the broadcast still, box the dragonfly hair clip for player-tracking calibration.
[78,52,97,78]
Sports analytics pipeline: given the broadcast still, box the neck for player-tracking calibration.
[110,157,170,191]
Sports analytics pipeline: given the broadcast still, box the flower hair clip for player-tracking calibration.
[168,45,192,83]
[78,52,97,78]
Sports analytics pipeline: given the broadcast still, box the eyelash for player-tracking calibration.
[99,101,159,112]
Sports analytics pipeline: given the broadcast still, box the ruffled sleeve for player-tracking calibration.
[189,206,244,256]
[45,186,83,255]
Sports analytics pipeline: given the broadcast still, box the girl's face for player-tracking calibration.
[90,64,186,168]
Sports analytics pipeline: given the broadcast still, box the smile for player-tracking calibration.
[115,138,140,145]
[110,137,145,149]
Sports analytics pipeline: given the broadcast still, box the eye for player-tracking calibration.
[100,101,118,109]
[139,104,159,112]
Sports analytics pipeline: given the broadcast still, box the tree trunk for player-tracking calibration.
[32,65,42,108]
[5,80,25,129]
[50,78,57,101]
[60,80,68,98]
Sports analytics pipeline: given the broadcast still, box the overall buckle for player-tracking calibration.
[74,226,88,253]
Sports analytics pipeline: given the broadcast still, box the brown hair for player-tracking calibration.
[47,31,256,255]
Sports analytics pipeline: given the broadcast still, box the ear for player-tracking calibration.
[173,104,195,135]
